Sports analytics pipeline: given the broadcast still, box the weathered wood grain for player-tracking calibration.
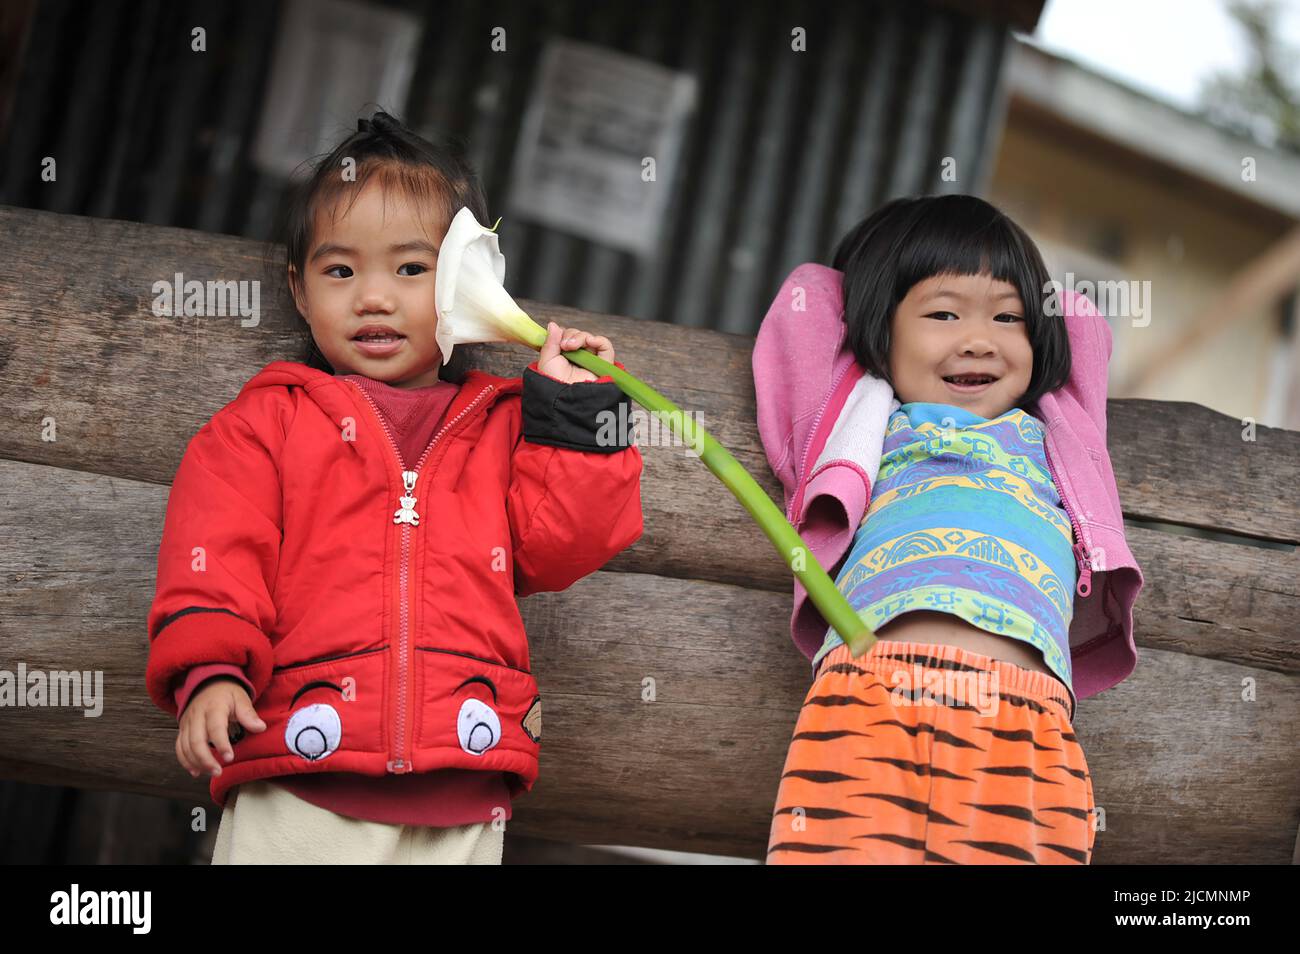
[0,459,1296,861]
[2,205,1299,553]
[1,204,1297,862]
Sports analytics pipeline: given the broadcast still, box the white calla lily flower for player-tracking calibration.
[429,206,878,658]
[434,207,547,365]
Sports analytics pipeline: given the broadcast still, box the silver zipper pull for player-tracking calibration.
[394,470,420,526]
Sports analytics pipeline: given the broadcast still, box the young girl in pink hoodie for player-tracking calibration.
[754,195,1143,864]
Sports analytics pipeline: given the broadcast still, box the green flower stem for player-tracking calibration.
[556,345,877,657]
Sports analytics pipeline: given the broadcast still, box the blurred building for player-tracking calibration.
[988,36,1300,428]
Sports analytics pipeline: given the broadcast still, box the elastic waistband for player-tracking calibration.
[814,640,1074,722]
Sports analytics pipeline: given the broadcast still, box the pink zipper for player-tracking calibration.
[789,360,856,521]
[1041,426,1092,598]
[346,380,496,772]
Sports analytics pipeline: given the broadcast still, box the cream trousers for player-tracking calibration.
[211,779,504,864]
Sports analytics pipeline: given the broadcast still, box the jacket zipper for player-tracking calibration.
[1041,427,1092,598]
[346,381,497,772]
[790,360,855,521]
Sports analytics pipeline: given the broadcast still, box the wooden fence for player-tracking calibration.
[1,204,1297,862]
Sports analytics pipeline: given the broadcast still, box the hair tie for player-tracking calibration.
[357,117,372,133]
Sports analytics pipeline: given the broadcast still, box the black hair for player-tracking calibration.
[267,108,490,383]
[829,194,1070,410]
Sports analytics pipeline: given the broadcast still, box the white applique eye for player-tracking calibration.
[457,698,501,755]
[285,703,342,761]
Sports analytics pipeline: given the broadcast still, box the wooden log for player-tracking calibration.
[2,205,1299,552]
[1,204,1297,862]
[0,458,1296,861]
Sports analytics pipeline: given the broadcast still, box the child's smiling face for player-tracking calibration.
[289,179,447,388]
[887,272,1033,420]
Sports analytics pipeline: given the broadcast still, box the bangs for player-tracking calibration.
[307,160,453,249]
[891,201,1046,315]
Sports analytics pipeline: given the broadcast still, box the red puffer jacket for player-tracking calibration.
[145,359,643,807]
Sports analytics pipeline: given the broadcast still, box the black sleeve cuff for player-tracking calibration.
[522,366,636,453]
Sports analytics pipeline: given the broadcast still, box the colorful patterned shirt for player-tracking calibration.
[813,401,1079,709]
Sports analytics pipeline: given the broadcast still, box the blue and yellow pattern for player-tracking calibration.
[814,401,1078,708]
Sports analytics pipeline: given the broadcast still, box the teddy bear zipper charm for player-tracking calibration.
[394,470,420,526]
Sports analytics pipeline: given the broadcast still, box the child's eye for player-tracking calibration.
[996,313,1024,323]
[324,265,353,279]
[927,311,958,321]
[398,263,429,276]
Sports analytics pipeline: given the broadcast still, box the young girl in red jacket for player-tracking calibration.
[144,111,643,864]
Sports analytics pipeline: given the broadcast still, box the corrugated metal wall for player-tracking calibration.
[1,0,1010,334]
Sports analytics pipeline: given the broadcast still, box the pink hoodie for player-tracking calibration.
[752,263,1144,701]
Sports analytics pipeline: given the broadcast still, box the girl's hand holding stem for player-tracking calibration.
[536,320,615,383]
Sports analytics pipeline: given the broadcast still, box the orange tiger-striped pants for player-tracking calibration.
[766,640,1095,864]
